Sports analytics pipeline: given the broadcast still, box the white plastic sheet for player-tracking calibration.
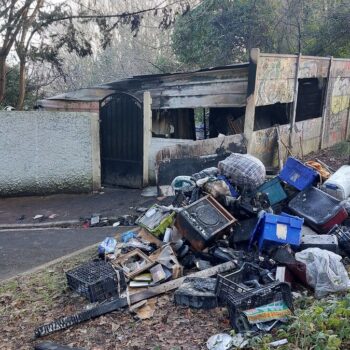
[295,248,350,297]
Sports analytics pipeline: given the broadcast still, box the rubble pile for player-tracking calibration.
[34,154,350,348]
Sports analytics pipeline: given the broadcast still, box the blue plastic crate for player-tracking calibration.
[279,157,319,191]
[257,177,287,206]
[250,213,303,250]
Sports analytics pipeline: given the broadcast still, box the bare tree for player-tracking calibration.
[0,0,191,107]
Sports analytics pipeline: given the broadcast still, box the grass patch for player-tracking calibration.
[250,293,350,350]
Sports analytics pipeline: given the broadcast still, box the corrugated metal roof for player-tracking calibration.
[44,63,249,102]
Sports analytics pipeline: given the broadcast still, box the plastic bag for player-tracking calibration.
[295,248,350,297]
[218,153,265,190]
[171,176,196,194]
[98,237,117,255]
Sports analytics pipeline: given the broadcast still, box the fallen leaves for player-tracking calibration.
[0,249,224,350]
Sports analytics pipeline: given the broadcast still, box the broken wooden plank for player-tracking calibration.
[35,342,85,350]
[34,261,236,338]
[129,260,236,304]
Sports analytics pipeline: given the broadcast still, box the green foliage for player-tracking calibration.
[249,293,350,350]
[2,66,20,108]
[308,0,350,57]
[172,0,280,67]
[172,0,350,68]
[0,65,42,110]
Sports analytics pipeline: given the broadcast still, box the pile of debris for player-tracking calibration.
[34,153,350,349]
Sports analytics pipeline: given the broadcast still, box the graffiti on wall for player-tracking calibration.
[299,59,329,78]
[322,59,350,149]
[324,113,347,147]
[299,60,318,78]
[256,57,295,106]
[333,61,350,76]
[330,77,350,114]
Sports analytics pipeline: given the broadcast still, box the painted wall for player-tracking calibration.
[255,54,330,107]
[0,111,100,196]
[323,59,350,148]
[250,117,322,167]
[248,52,350,166]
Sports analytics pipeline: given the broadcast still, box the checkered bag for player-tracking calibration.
[218,153,265,190]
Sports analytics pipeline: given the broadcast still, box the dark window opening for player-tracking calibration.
[194,108,209,140]
[152,109,195,140]
[254,103,291,131]
[296,78,326,122]
[208,107,246,138]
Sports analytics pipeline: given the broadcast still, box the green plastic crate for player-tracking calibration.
[257,177,287,206]
[136,205,175,237]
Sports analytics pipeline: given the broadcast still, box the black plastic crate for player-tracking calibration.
[215,262,275,302]
[227,281,293,332]
[330,225,350,256]
[66,260,126,303]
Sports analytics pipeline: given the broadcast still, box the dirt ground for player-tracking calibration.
[0,248,227,350]
[305,141,350,170]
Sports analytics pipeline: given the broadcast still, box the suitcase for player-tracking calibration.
[288,187,348,234]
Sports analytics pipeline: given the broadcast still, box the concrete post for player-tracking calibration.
[244,48,260,153]
[320,57,333,150]
[289,53,302,149]
[143,91,152,186]
[90,112,101,191]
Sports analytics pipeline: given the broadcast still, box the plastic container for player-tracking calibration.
[279,157,319,191]
[174,277,218,309]
[329,225,350,256]
[66,260,126,303]
[215,263,275,302]
[321,165,350,200]
[288,187,348,234]
[300,234,338,253]
[226,282,293,332]
[257,177,287,206]
[136,205,175,237]
[251,213,303,250]
[229,217,259,244]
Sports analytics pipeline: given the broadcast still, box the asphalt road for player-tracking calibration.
[0,227,120,281]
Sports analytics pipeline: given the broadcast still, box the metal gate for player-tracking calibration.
[100,93,143,188]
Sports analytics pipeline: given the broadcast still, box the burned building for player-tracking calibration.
[38,49,350,192]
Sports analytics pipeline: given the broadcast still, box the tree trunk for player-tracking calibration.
[0,55,7,104]
[17,57,26,110]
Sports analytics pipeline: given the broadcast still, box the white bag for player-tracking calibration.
[295,248,350,298]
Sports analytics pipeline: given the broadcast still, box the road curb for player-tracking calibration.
[0,219,81,230]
